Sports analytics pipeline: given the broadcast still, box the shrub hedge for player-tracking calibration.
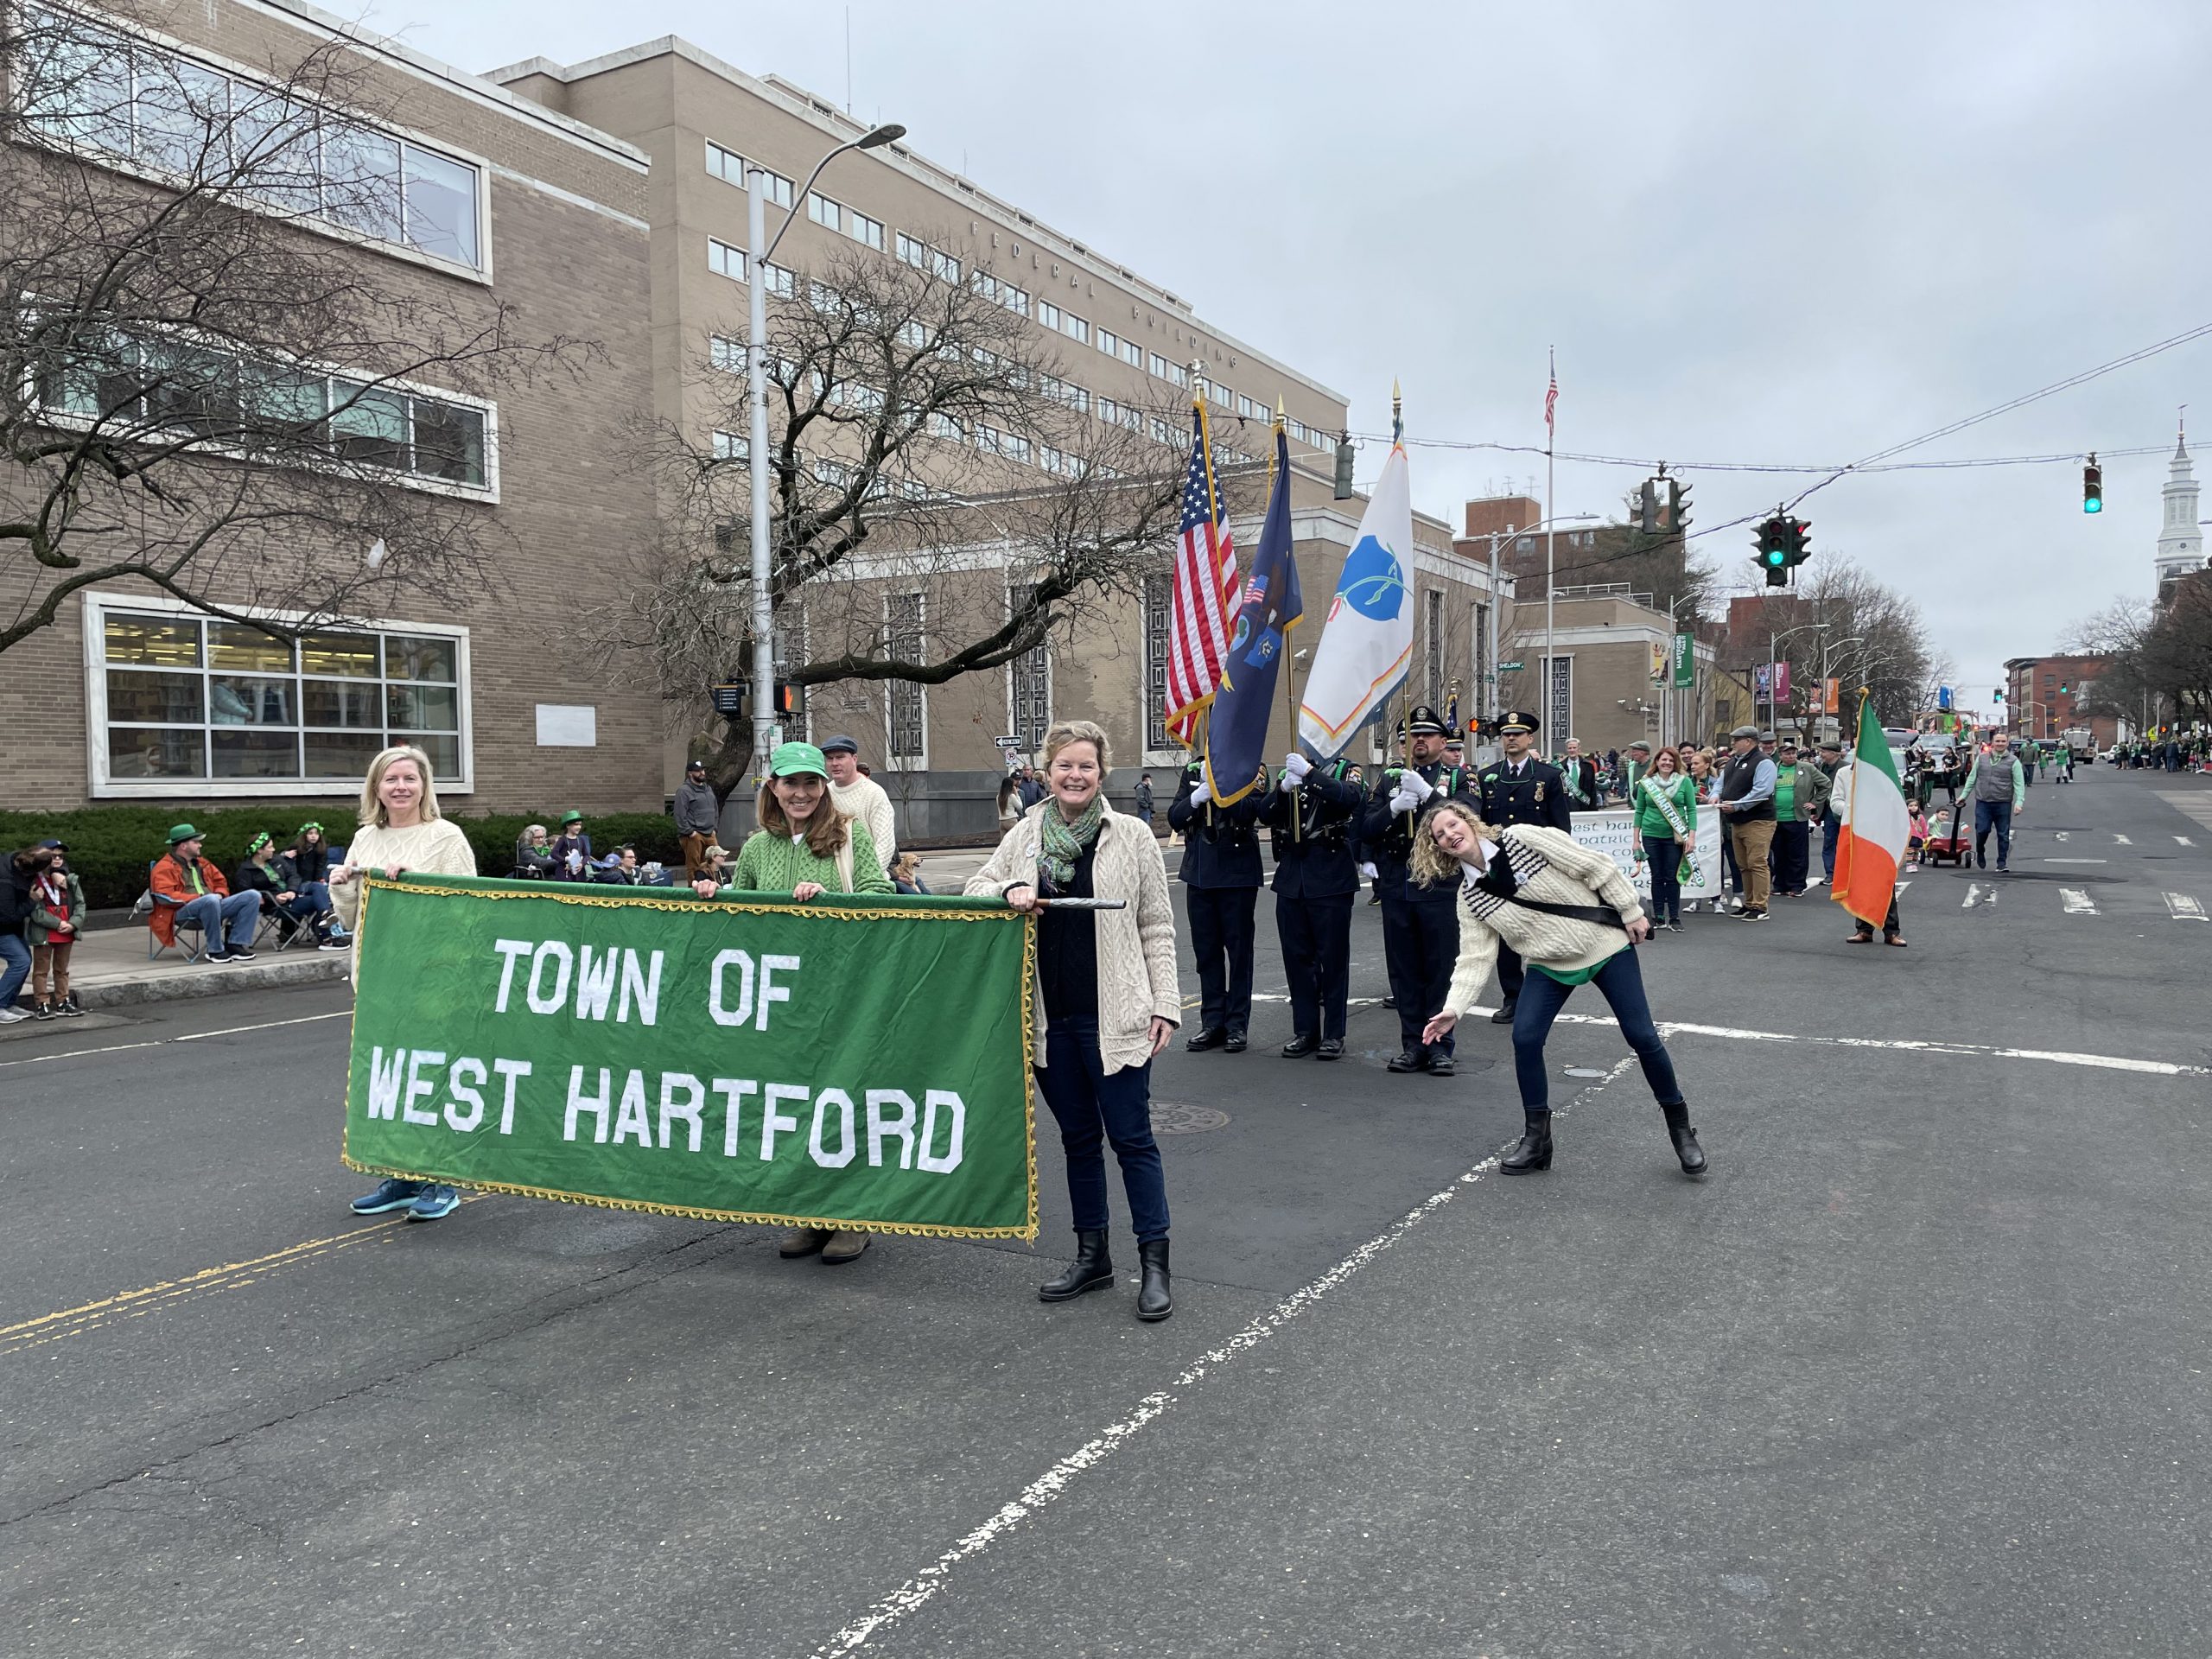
[0,806,683,911]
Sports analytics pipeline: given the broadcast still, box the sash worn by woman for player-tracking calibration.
[1414,802,1707,1178]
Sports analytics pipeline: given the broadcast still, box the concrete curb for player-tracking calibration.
[73,956,351,1011]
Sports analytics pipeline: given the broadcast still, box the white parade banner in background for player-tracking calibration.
[1570,805,1723,901]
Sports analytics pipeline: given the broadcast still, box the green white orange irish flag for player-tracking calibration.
[1831,692,1910,927]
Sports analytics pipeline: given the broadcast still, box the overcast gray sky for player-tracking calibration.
[383,0,2210,717]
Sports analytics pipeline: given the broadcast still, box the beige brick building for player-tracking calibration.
[1,0,659,815]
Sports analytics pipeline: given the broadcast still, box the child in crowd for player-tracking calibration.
[27,841,86,1019]
[1905,804,1929,873]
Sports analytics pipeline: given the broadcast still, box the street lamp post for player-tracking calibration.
[1490,513,1596,728]
[747,121,906,781]
[1766,622,1829,741]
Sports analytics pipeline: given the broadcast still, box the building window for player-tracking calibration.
[761,262,795,299]
[895,232,959,283]
[850,210,885,251]
[22,12,485,271]
[709,334,744,372]
[1098,327,1122,359]
[706,140,791,206]
[35,334,489,491]
[1061,312,1090,346]
[1143,573,1173,753]
[886,594,925,763]
[806,191,842,233]
[1009,586,1051,749]
[90,597,467,792]
[1148,353,1168,380]
[708,237,746,283]
[1039,301,1062,332]
[971,270,1030,316]
[711,430,748,462]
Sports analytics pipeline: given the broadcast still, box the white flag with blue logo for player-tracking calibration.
[1297,442,1414,758]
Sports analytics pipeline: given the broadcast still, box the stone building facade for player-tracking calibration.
[0,0,660,816]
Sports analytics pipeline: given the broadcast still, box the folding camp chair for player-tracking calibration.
[144,860,208,963]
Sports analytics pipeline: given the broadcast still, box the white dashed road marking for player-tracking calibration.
[2164,893,2208,922]
[2044,858,2109,864]
[2180,836,2197,847]
[2061,888,2098,916]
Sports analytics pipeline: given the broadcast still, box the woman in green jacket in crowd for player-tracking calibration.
[1629,745,1699,931]
[690,740,892,1264]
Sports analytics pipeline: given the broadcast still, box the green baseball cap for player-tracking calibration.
[168,823,202,844]
[769,741,830,779]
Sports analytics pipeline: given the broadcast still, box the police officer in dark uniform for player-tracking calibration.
[1473,708,1574,1026]
[1259,747,1366,1059]
[1167,759,1265,1052]
[1357,704,1475,1075]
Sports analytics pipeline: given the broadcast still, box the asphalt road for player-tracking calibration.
[3,763,2209,1658]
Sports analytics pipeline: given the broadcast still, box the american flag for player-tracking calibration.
[1164,404,1236,745]
[1544,349,1558,435]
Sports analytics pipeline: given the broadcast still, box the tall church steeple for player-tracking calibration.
[2154,410,2203,592]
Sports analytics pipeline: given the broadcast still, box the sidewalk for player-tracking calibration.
[35,922,352,1014]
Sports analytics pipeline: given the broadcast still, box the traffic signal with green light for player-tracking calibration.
[1756,516,1789,586]
[2084,454,2102,514]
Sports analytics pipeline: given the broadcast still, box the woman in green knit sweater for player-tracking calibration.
[690,741,892,1262]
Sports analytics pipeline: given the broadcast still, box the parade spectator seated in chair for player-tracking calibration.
[233,831,344,950]
[283,823,345,943]
[591,845,642,885]
[512,823,556,879]
[149,823,262,963]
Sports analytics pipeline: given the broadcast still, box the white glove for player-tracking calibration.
[1403,770,1436,804]
[1187,779,1209,810]
[1357,861,1379,881]
[1283,752,1312,784]
[1389,780,1423,814]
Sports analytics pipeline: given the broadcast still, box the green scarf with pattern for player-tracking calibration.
[1038,795,1105,890]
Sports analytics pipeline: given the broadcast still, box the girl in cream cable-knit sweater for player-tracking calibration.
[1413,802,1706,1179]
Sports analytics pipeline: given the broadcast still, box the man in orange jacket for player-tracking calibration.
[149,823,262,963]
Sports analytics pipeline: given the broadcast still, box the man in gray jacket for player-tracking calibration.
[1967,733,2027,873]
[673,758,721,881]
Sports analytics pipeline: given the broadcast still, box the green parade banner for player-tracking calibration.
[342,874,1039,1239]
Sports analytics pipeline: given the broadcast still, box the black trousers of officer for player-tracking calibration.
[1186,886,1257,1034]
[1380,893,1459,1056]
[1275,891,1354,1042]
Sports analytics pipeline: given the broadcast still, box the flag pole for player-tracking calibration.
[1395,378,1414,777]
[1544,345,1557,753]
[1272,398,1302,843]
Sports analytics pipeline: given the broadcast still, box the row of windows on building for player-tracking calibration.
[23,7,485,271]
[35,330,493,489]
[95,605,464,785]
[701,138,1333,454]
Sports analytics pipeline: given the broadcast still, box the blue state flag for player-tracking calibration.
[1204,427,1302,805]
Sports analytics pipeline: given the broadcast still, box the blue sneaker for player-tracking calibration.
[406,1184,461,1222]
[352,1177,425,1215]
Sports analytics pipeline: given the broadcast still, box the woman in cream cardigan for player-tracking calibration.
[1413,800,1707,1179]
[331,744,480,1223]
[965,719,1182,1321]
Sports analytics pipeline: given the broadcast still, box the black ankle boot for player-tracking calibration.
[1135,1238,1172,1321]
[1501,1111,1553,1174]
[1038,1230,1115,1302]
[1661,1101,1707,1175]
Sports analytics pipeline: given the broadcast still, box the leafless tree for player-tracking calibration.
[571,243,1194,792]
[0,2,590,655]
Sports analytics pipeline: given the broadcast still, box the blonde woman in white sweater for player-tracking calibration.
[331,744,480,1222]
[965,719,1181,1321]
[1414,801,1706,1179]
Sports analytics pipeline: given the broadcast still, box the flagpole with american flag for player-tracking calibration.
[1162,372,1238,747]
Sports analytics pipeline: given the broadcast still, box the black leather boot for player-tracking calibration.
[1661,1101,1707,1175]
[1135,1239,1172,1321]
[1038,1230,1115,1302]
[1501,1110,1553,1174]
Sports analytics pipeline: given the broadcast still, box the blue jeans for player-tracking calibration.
[0,934,29,1008]
[1512,949,1682,1115]
[175,891,261,951]
[1973,799,2014,867]
[1821,812,1841,880]
[1034,1016,1170,1242]
[1644,836,1684,924]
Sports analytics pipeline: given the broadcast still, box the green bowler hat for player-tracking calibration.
[168,823,202,843]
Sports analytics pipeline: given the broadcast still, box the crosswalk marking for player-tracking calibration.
[2055,831,2069,841]
[1961,882,1997,909]
[2164,893,2209,923]
[2060,888,2098,915]
[2114,833,2133,845]
[2180,836,2197,847]
[2045,858,2108,864]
